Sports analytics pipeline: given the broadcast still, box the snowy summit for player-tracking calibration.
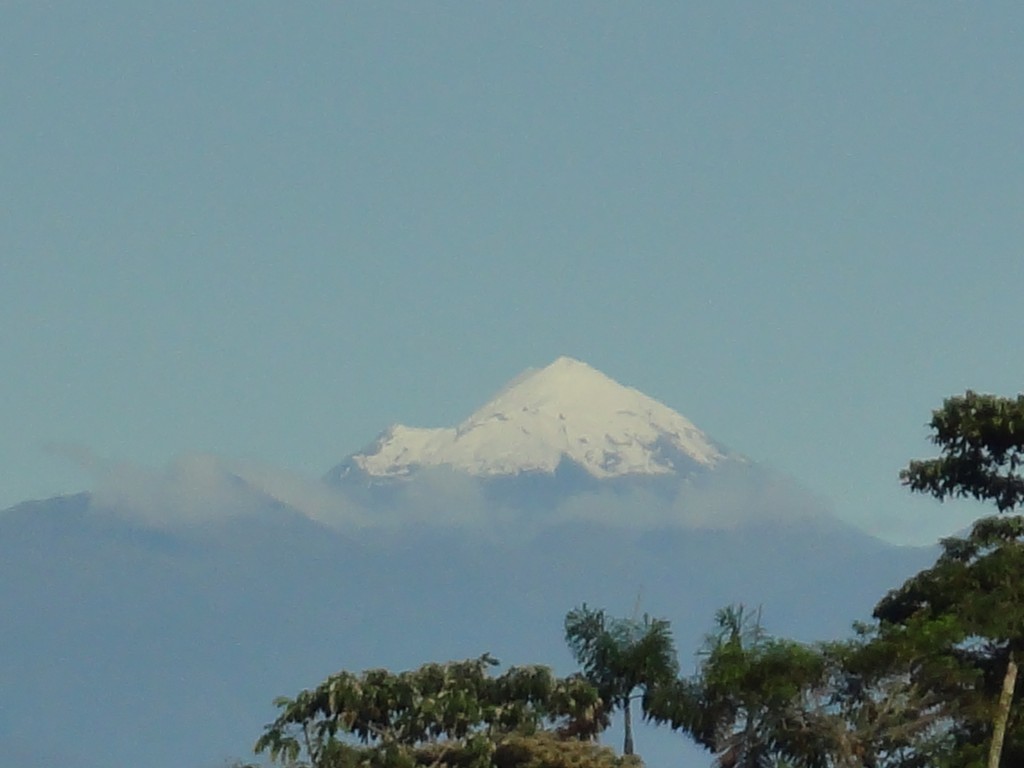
[346,357,727,480]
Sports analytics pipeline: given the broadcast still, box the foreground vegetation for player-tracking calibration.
[247,392,1024,768]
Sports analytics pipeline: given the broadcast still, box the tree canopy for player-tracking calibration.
[901,391,1024,512]
[253,655,617,768]
[564,604,678,756]
[894,390,1024,768]
[873,516,1024,768]
[646,605,828,768]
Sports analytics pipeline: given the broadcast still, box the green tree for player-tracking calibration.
[254,655,613,768]
[812,625,956,768]
[564,604,678,757]
[874,517,1024,768]
[646,605,830,768]
[901,391,1024,513]
[647,608,949,768]
[895,390,1024,768]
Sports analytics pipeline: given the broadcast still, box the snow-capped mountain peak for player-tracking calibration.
[346,357,727,480]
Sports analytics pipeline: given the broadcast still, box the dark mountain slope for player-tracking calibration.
[0,492,932,768]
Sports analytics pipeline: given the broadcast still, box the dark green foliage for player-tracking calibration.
[816,626,958,768]
[893,391,1024,768]
[875,516,1024,635]
[254,655,610,768]
[490,732,642,768]
[646,605,830,768]
[901,391,1024,513]
[564,605,678,755]
[873,516,1024,767]
[243,733,640,768]
[647,607,954,768]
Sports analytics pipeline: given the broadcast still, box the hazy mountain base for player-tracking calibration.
[327,456,846,532]
[0,482,934,768]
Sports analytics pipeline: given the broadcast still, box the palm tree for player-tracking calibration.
[564,604,678,756]
[647,605,829,768]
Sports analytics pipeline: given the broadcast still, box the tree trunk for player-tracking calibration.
[988,650,1018,768]
[623,700,634,756]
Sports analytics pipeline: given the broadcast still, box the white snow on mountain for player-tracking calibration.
[351,357,727,479]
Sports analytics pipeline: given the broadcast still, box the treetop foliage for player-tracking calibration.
[563,603,678,756]
[646,606,956,768]
[563,604,678,708]
[902,391,1024,512]
[646,605,833,768]
[254,655,610,768]
[887,391,1024,768]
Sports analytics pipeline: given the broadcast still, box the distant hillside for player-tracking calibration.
[0,489,933,768]
[0,359,938,767]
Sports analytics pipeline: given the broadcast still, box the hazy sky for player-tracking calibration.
[3,3,1022,544]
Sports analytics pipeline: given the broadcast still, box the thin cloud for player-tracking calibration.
[42,445,838,536]
[43,442,106,475]
[45,448,366,529]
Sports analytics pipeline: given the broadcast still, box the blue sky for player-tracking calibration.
[3,3,1022,544]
